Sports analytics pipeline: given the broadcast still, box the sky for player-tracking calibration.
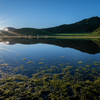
[0,0,100,29]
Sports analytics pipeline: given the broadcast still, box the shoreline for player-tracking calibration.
[0,35,100,39]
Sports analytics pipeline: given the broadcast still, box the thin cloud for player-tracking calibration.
[0,19,8,24]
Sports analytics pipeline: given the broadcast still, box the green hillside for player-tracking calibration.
[13,28,51,36]
[42,16,100,33]
[93,26,100,34]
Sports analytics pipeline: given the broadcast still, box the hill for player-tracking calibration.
[93,26,100,34]
[0,30,21,36]
[42,16,100,33]
[2,27,16,31]
[13,28,51,36]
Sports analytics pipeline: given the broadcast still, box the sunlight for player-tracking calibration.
[0,46,17,61]
[0,50,6,55]
[0,20,8,24]
[0,14,9,30]
[0,47,16,53]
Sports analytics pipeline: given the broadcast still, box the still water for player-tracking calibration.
[0,38,100,78]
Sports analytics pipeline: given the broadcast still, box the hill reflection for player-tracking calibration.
[1,37,100,54]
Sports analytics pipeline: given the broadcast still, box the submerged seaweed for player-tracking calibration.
[0,59,100,100]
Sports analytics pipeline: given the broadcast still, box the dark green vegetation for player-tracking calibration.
[0,31,18,36]
[93,26,100,34]
[42,16,100,34]
[0,60,100,100]
[13,28,51,36]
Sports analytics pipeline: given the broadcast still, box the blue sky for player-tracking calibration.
[0,0,100,29]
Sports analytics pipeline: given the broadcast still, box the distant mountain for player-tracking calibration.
[42,16,100,33]
[13,28,51,35]
[2,27,16,31]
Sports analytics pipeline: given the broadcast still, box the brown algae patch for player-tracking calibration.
[59,64,62,66]
[93,61,100,66]
[94,61,99,63]
[78,61,83,64]
[39,62,44,64]
[0,63,8,66]
[22,58,26,60]
[66,66,73,69]
[60,56,65,58]
[27,61,32,64]
[85,65,91,67]
[20,65,24,69]
[51,66,56,68]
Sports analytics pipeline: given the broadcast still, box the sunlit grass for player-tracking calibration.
[54,32,100,36]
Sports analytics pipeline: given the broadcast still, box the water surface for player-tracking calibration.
[0,38,100,78]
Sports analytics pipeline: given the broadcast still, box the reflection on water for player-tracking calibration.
[1,37,100,54]
[0,37,100,78]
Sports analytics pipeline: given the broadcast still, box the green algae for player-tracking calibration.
[20,65,24,69]
[27,61,32,64]
[60,56,65,58]
[66,66,73,69]
[0,63,8,66]
[78,61,83,64]
[0,58,100,100]
[39,62,44,64]
[22,58,26,60]
[0,67,100,100]
[51,65,56,68]
[85,65,91,67]
[14,68,19,71]
[94,61,99,63]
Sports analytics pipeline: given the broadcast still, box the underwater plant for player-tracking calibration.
[22,58,26,60]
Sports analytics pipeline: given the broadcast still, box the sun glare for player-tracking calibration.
[0,15,8,30]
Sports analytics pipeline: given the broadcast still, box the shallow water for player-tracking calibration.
[0,38,100,99]
[0,38,100,78]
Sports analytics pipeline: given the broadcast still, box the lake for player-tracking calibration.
[0,37,100,99]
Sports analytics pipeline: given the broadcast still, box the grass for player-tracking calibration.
[53,32,100,36]
[1,36,100,39]
[1,33,100,40]
[54,33,92,36]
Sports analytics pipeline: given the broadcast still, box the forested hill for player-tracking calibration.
[42,16,100,33]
